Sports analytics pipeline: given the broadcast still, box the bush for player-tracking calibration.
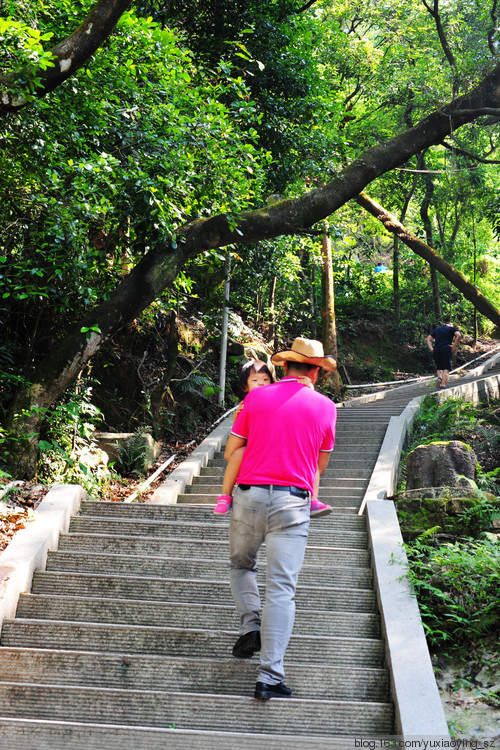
[409,394,478,450]
[405,536,500,651]
[36,380,114,498]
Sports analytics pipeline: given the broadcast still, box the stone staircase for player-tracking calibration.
[0,381,440,747]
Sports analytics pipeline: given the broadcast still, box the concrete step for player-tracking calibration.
[68,517,369,547]
[337,412,399,424]
[228,474,373,485]
[177,495,365,510]
[192,469,373,484]
[57,533,371,566]
[45,551,373,589]
[181,484,367,499]
[0,684,394,737]
[77,502,367,530]
[327,443,383,452]
[336,418,396,423]
[0,719,363,750]
[1,621,384,666]
[29,572,377,612]
[212,447,382,461]
[319,475,370,485]
[199,466,374,479]
[0,647,389,701]
[184,479,368,495]
[214,447,381,459]
[15,595,381,637]
[178,494,364,507]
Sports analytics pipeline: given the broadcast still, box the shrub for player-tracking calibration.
[408,394,478,451]
[405,536,500,651]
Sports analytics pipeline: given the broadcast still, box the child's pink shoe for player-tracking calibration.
[214,494,233,515]
[310,498,332,518]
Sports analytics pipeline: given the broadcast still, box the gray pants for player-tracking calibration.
[229,484,310,685]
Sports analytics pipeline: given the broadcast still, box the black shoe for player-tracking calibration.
[254,681,293,700]
[232,630,261,658]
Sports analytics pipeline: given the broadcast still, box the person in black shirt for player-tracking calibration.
[426,321,461,389]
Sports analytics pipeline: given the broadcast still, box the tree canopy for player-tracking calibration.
[1,0,500,477]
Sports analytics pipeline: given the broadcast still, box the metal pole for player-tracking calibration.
[218,255,231,405]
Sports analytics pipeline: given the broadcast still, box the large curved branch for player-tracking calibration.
[176,62,500,256]
[293,0,321,13]
[0,0,132,115]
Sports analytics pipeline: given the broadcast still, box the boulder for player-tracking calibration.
[93,432,160,473]
[395,487,500,538]
[406,440,476,490]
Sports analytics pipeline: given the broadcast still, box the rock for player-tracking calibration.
[227,338,245,356]
[244,346,272,364]
[395,488,500,538]
[406,440,477,490]
[93,432,160,474]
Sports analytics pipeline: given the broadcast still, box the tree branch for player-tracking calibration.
[175,62,500,256]
[0,0,132,115]
[293,0,320,13]
[451,107,500,117]
[422,0,457,87]
[488,0,499,57]
[442,140,500,164]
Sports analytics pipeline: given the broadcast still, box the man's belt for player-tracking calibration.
[238,484,309,499]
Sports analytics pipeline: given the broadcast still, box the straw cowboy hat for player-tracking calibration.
[271,337,337,372]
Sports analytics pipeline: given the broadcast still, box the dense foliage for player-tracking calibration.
[405,535,500,650]
[1,0,500,479]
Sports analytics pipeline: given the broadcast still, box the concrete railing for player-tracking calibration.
[0,484,86,636]
[148,416,234,505]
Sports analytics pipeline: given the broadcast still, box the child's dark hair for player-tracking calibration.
[239,359,274,397]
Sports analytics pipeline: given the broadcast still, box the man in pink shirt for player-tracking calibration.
[224,337,337,700]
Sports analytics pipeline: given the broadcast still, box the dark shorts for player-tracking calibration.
[433,345,452,371]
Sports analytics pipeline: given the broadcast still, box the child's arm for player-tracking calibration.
[232,401,244,422]
[221,445,245,496]
[312,467,320,500]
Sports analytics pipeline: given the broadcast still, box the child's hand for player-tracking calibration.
[233,402,245,421]
[298,376,314,390]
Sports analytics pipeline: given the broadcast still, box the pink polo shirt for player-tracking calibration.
[231,377,337,494]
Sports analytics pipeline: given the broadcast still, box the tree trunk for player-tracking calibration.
[320,235,337,358]
[6,63,500,476]
[394,166,421,323]
[472,210,478,346]
[355,191,500,329]
[150,310,179,440]
[310,252,317,339]
[420,168,441,320]
[268,275,278,349]
[429,266,441,321]
[393,238,401,322]
[320,234,342,391]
